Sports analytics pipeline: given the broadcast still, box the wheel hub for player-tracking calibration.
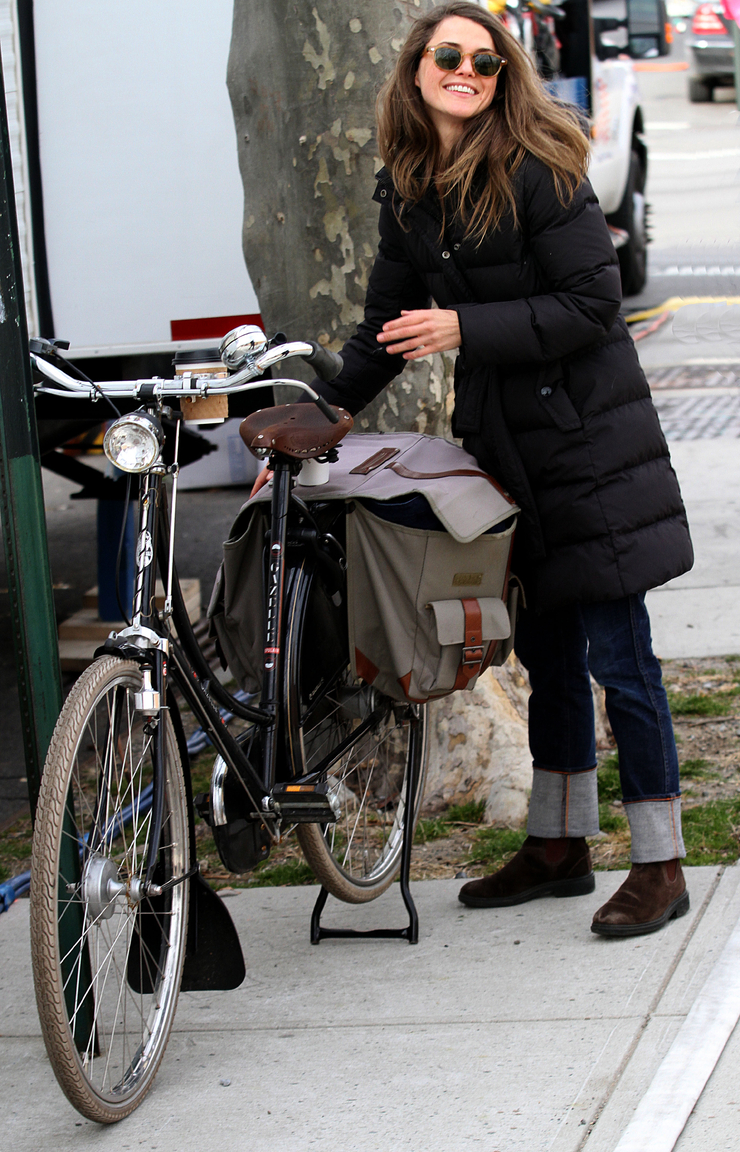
[82,853,128,920]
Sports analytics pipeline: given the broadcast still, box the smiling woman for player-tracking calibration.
[307,1,695,938]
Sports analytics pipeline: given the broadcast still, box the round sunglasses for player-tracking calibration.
[424,45,507,78]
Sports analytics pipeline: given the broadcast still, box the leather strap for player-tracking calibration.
[386,462,516,504]
[349,447,400,474]
[453,598,486,690]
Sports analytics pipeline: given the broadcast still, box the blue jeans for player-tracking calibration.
[514,594,685,862]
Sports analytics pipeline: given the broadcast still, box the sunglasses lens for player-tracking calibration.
[474,53,501,77]
[433,46,462,71]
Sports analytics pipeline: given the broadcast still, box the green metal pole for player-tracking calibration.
[0,51,63,821]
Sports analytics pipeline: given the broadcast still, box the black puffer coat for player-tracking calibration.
[317,157,693,612]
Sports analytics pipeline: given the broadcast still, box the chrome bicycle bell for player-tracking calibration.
[220,324,268,370]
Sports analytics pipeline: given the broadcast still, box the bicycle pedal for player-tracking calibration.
[269,781,340,823]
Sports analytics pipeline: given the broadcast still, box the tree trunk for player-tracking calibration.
[229,3,618,828]
[227,0,452,436]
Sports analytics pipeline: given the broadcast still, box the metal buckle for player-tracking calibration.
[461,645,484,667]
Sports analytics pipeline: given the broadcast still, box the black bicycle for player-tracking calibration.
[29,326,428,1123]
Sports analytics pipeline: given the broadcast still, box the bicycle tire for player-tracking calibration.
[30,656,189,1123]
[285,562,428,903]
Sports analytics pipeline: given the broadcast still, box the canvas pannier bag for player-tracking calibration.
[347,498,516,702]
[208,433,519,703]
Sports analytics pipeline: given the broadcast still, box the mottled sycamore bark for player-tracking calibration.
[227,0,454,436]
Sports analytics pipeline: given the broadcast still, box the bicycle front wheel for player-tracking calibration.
[285,563,428,903]
[30,656,189,1123]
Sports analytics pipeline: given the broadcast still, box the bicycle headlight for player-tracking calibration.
[103,412,164,473]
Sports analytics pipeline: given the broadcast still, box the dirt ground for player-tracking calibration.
[2,654,739,892]
[193,654,740,887]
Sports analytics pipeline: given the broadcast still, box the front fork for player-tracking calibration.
[128,466,171,886]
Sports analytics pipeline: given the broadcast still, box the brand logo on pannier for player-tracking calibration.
[452,572,483,586]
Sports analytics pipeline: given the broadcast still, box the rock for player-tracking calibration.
[423,657,532,827]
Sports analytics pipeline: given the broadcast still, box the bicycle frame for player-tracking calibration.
[31,331,350,879]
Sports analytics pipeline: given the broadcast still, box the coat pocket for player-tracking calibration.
[535,364,583,432]
[451,359,491,436]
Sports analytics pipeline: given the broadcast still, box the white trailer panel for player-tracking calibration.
[33,0,258,355]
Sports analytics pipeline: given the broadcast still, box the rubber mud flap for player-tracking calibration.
[180,873,246,992]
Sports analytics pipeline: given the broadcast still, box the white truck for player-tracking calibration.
[487,0,671,295]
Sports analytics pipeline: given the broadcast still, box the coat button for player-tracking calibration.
[454,243,460,250]
[540,385,552,396]
[442,250,450,259]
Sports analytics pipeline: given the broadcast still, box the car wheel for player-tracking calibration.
[609,147,647,298]
[688,77,713,102]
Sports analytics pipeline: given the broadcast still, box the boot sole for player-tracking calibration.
[590,889,690,938]
[458,871,596,908]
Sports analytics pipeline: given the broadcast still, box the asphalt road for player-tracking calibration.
[1,41,738,826]
[626,32,740,316]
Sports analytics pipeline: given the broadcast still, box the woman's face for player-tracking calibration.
[415,16,499,146]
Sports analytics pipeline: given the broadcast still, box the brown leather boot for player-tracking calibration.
[458,836,595,908]
[591,860,689,937]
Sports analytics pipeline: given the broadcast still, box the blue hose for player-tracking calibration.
[0,871,31,912]
[1,688,254,913]
[185,688,257,756]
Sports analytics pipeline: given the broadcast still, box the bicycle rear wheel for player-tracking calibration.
[285,562,427,903]
[30,656,189,1123]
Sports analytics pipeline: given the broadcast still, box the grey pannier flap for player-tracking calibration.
[429,598,511,646]
[248,432,519,542]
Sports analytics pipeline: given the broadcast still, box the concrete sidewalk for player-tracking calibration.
[1,867,739,1150]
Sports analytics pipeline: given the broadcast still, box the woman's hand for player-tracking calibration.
[250,466,272,497]
[377,309,461,360]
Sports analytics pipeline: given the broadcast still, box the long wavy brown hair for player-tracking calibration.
[376,1,590,241]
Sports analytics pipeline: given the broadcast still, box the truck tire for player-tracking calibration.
[688,77,713,103]
[610,148,647,298]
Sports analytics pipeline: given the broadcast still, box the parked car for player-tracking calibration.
[687,1,736,101]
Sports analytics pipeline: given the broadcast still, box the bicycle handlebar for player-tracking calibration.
[30,335,344,423]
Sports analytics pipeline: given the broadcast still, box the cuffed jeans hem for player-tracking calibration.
[527,767,600,839]
[624,797,686,862]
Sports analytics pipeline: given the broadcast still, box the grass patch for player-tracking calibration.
[468,827,527,869]
[244,859,315,888]
[189,750,217,799]
[598,754,621,803]
[598,806,628,834]
[680,758,716,781]
[446,800,486,823]
[415,799,487,844]
[668,691,733,717]
[0,816,33,883]
[415,816,451,843]
[682,798,740,866]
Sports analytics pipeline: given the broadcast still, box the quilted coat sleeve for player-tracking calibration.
[453,158,623,366]
[308,201,432,415]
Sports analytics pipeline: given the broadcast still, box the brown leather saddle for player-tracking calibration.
[239,403,353,459]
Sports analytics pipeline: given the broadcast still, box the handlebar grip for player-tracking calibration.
[314,395,340,424]
[302,341,344,382]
